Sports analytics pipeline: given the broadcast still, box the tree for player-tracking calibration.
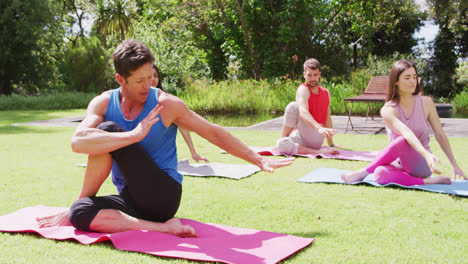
[60,0,88,46]
[85,0,109,48]
[331,0,426,70]
[131,0,210,94]
[104,0,138,41]
[87,0,138,45]
[427,0,465,97]
[0,0,64,95]
[62,36,115,92]
[179,0,337,80]
[174,0,425,81]
[430,26,458,97]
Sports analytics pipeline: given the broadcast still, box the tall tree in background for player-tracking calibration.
[132,0,210,94]
[177,0,424,80]
[180,0,338,80]
[86,0,138,48]
[332,0,425,70]
[85,0,109,48]
[0,0,64,95]
[61,0,88,46]
[104,0,138,41]
[427,0,465,97]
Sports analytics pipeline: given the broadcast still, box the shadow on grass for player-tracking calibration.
[0,125,68,135]
[0,110,80,126]
[289,231,329,238]
[3,231,116,249]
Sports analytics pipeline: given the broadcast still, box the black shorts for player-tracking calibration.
[69,121,182,231]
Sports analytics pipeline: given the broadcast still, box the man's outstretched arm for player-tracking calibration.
[164,96,294,172]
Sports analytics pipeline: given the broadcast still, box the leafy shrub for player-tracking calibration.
[455,62,468,90]
[0,92,96,110]
[62,37,116,93]
[180,78,371,116]
[452,91,468,113]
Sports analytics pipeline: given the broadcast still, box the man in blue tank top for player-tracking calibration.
[36,39,294,237]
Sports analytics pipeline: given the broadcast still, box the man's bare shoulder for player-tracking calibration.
[158,90,189,121]
[158,90,185,107]
[87,91,111,116]
[296,84,310,95]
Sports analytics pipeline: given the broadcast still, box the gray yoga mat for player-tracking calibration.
[297,167,468,197]
[177,159,260,179]
[78,160,261,180]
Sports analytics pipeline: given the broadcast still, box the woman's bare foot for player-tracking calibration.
[341,169,369,183]
[36,210,71,227]
[423,176,452,185]
[164,218,197,238]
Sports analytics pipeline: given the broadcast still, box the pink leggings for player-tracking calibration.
[365,137,431,186]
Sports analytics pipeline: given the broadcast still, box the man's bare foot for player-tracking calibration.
[36,210,71,227]
[341,169,369,183]
[423,176,452,185]
[164,218,197,238]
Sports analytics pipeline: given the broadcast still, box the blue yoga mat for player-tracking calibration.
[297,167,468,197]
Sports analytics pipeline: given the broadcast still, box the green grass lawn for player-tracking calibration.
[0,110,467,264]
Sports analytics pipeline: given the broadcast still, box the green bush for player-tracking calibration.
[452,91,468,113]
[61,37,116,93]
[179,78,297,114]
[180,78,371,116]
[455,62,468,91]
[132,14,210,95]
[0,92,96,111]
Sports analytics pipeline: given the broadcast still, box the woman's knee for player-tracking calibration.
[374,166,391,185]
[96,121,125,133]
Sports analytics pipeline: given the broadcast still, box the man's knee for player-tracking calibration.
[284,102,299,128]
[69,197,100,231]
[97,121,125,133]
[276,137,298,155]
[285,101,298,112]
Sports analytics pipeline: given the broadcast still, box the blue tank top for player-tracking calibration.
[105,87,182,192]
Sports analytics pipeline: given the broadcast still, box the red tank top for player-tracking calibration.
[303,83,330,126]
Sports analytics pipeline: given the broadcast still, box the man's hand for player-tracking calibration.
[258,157,295,172]
[132,104,163,141]
[36,210,71,228]
[318,127,337,139]
[192,152,209,163]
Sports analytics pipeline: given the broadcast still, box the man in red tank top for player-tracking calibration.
[276,58,339,155]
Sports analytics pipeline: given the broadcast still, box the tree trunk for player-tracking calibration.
[353,44,357,69]
[235,0,261,79]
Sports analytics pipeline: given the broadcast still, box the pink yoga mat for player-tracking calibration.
[0,206,314,264]
[250,146,378,162]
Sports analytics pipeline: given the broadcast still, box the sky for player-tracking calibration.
[413,0,438,43]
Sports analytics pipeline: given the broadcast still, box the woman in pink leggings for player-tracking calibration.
[341,60,466,186]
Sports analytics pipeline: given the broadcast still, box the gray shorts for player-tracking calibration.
[275,102,324,154]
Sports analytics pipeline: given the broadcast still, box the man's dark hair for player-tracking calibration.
[113,39,155,78]
[303,58,320,71]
